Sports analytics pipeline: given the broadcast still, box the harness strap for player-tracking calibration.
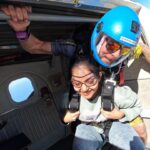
[68,90,80,112]
[103,120,113,141]
[118,68,125,86]
[82,120,114,143]
[101,75,116,142]
[101,79,116,111]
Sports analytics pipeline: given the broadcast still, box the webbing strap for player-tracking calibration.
[101,80,115,111]
[103,120,113,141]
[68,93,80,112]
[118,68,125,86]
[101,78,116,141]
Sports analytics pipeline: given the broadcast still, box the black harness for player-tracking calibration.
[101,64,125,142]
[101,78,116,112]
[68,92,80,112]
[101,75,117,148]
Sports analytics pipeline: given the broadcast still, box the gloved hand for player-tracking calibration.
[51,39,76,58]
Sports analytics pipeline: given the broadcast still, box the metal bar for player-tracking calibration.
[0,12,98,23]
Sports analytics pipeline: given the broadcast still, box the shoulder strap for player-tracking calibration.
[68,85,80,112]
[118,68,125,86]
[101,74,116,141]
[101,78,116,111]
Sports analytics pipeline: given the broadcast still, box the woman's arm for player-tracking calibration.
[115,86,142,122]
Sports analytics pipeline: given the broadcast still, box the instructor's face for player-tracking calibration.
[99,37,121,64]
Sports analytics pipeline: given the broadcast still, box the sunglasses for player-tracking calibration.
[106,37,130,55]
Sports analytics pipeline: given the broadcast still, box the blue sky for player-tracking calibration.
[131,0,150,9]
[80,0,150,9]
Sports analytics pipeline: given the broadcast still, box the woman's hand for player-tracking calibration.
[63,110,80,123]
[101,108,125,120]
[0,5,32,31]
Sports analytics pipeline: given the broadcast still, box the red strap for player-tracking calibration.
[119,68,124,86]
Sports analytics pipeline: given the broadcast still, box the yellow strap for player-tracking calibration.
[129,116,143,126]
[133,43,142,59]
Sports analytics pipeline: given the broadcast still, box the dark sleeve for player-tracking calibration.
[51,39,76,58]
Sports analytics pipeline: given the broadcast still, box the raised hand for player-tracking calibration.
[0,5,32,31]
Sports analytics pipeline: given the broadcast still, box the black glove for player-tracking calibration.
[51,39,76,58]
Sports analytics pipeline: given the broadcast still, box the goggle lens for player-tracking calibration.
[107,42,121,52]
[121,47,130,55]
[106,38,130,55]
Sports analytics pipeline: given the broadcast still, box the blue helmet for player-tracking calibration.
[91,6,142,68]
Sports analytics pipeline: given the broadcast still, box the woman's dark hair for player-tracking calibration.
[69,57,104,103]
[71,57,101,78]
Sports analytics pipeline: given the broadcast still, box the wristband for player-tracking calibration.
[16,27,30,40]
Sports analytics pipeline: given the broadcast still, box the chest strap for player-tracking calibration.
[68,92,80,112]
[101,78,116,111]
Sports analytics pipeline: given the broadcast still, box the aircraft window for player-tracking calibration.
[8,77,34,103]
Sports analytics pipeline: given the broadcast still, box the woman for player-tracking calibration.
[63,58,145,150]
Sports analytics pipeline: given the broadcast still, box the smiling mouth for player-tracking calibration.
[82,90,92,96]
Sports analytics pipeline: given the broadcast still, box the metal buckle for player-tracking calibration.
[104,78,116,86]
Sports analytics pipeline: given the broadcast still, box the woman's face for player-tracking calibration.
[71,64,101,100]
[99,37,121,65]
